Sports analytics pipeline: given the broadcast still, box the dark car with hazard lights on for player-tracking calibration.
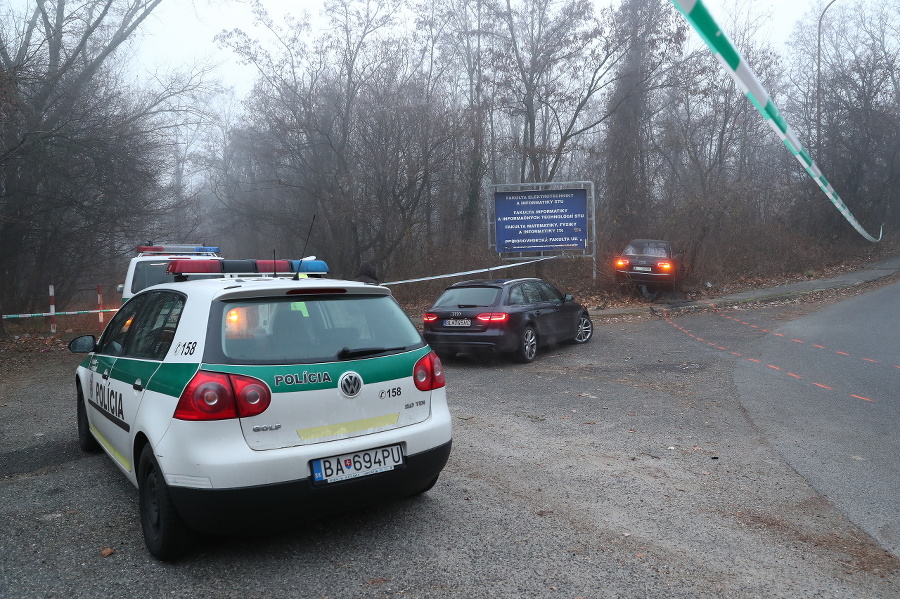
[68,258,451,560]
[613,239,683,292]
[422,278,593,363]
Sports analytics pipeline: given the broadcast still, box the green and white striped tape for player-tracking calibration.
[670,0,883,242]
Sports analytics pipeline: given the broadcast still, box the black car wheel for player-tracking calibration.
[139,444,190,560]
[573,313,593,344]
[76,386,100,452]
[513,325,538,363]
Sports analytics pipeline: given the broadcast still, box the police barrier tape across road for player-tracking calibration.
[669,0,883,243]
[1,309,119,320]
[381,256,558,286]
[1,257,558,323]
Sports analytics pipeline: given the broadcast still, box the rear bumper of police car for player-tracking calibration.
[168,440,451,533]
[154,393,452,533]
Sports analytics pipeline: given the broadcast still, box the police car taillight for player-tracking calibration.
[413,351,445,391]
[174,371,271,421]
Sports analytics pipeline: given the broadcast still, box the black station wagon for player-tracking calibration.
[422,278,592,363]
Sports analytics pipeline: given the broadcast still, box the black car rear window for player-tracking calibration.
[433,287,501,308]
[623,243,670,258]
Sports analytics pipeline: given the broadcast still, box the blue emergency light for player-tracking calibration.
[291,259,330,274]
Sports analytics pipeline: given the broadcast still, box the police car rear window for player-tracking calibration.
[207,295,425,364]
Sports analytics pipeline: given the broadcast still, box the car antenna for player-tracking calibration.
[293,215,316,280]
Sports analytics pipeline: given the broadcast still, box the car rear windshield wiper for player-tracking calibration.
[337,346,407,360]
[457,304,486,308]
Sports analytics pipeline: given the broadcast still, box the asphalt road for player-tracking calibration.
[1,285,899,598]
[732,280,900,557]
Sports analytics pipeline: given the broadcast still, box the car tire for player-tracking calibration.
[513,325,538,363]
[139,444,190,561]
[573,313,593,344]
[76,386,101,453]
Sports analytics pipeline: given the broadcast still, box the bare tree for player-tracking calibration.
[0,0,213,328]
[602,0,686,241]
[489,0,635,184]
[787,0,900,241]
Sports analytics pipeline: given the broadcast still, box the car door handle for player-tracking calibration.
[133,378,143,391]
[102,370,110,380]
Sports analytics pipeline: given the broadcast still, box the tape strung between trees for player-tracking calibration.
[669,0,883,243]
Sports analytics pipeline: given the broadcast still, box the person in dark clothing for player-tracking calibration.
[354,262,379,284]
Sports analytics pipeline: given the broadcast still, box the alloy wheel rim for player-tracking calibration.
[524,329,536,359]
[577,317,592,341]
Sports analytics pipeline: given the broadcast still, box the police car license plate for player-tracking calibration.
[444,319,471,327]
[633,266,652,272]
[311,445,403,483]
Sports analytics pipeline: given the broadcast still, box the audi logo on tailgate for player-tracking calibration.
[339,372,363,397]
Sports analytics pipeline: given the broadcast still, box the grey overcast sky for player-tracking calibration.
[133,0,825,96]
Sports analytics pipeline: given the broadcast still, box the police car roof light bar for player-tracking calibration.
[166,259,330,277]
[137,244,220,255]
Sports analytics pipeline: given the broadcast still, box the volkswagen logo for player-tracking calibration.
[339,372,363,397]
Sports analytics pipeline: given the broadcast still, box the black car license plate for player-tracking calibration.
[444,319,471,327]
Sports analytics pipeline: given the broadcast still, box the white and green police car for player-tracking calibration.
[69,259,452,560]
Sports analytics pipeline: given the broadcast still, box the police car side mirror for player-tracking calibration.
[116,284,124,293]
[68,335,97,353]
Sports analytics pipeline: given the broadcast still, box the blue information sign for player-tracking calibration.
[494,189,588,252]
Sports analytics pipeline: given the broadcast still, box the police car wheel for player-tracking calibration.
[138,444,190,560]
[76,387,100,453]
[513,325,538,363]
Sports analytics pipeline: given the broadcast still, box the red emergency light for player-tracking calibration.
[256,260,292,273]
[166,260,224,274]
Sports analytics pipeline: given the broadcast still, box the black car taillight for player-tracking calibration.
[476,312,509,323]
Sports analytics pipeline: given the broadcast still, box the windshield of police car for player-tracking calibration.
[217,295,424,363]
